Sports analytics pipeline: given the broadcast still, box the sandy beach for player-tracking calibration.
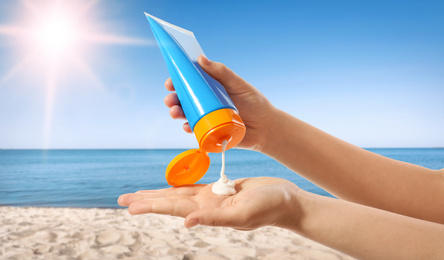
[0,207,354,260]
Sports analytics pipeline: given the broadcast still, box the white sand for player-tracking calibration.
[0,207,355,260]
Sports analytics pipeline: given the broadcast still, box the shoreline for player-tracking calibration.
[1,206,354,259]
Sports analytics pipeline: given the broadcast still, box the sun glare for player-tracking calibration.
[0,0,154,148]
[34,13,80,59]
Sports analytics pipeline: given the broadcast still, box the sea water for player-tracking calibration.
[0,148,443,208]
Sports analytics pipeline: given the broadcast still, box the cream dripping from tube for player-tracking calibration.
[212,140,236,195]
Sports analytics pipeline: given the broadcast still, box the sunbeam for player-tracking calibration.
[0,54,35,86]
[0,25,27,36]
[70,55,106,91]
[43,61,58,149]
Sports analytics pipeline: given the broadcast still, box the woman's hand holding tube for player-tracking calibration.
[164,55,276,152]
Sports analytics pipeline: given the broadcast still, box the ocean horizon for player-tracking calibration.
[1,148,443,208]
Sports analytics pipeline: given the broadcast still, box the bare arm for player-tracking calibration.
[262,109,444,224]
[294,189,444,260]
[165,55,444,224]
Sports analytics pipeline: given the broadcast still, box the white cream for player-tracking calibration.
[212,140,236,195]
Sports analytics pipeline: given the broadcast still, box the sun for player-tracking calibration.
[33,12,80,59]
[25,2,89,63]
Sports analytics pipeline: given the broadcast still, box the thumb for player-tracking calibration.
[197,55,251,95]
[184,206,245,229]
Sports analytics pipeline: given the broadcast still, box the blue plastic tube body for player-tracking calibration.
[146,16,236,131]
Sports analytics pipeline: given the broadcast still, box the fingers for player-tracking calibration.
[164,92,188,121]
[164,78,174,91]
[184,206,246,229]
[183,122,192,133]
[164,93,180,108]
[197,55,251,94]
[167,55,253,99]
[163,89,187,121]
[169,105,186,120]
[118,185,206,206]
[118,193,164,206]
[128,198,198,217]
[118,193,133,206]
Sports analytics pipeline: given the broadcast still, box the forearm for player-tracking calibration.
[261,108,444,223]
[289,191,444,260]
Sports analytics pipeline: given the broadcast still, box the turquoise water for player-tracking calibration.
[0,148,443,208]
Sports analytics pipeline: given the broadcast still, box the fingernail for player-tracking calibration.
[117,197,125,206]
[187,219,199,228]
[201,55,211,66]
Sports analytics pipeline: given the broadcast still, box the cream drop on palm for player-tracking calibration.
[212,140,236,195]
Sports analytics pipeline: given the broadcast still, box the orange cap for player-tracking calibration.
[165,108,245,186]
[165,149,210,186]
[193,108,246,153]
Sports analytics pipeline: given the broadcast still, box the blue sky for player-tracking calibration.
[0,0,443,149]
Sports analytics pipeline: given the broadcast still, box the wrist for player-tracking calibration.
[274,183,311,233]
[280,188,324,237]
[257,107,284,155]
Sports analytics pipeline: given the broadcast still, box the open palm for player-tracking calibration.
[118,177,299,230]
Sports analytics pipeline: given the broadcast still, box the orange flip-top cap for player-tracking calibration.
[165,149,210,186]
[193,108,246,153]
